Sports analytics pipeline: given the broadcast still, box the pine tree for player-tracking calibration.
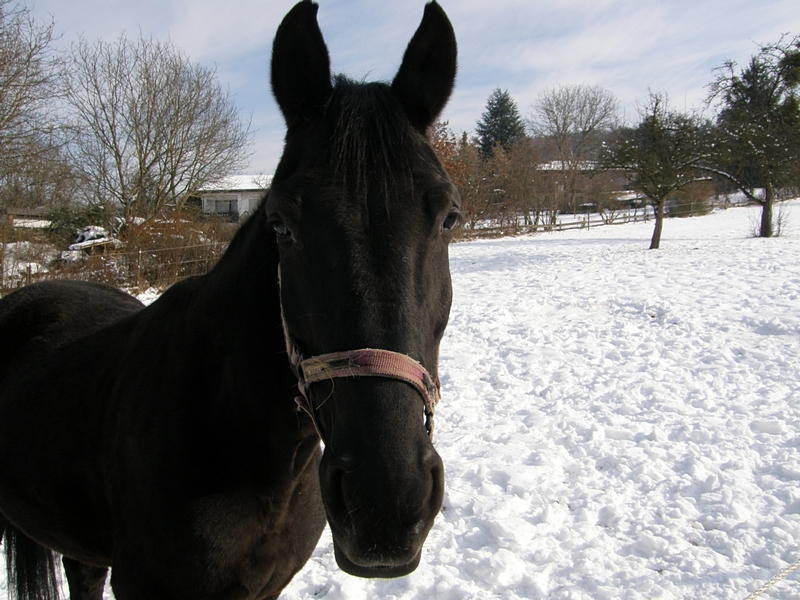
[475,88,526,157]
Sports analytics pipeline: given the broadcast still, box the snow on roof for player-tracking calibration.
[538,160,598,171]
[199,175,272,192]
[13,218,51,229]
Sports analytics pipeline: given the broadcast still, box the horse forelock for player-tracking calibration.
[325,76,431,216]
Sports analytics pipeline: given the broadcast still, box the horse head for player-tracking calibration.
[268,0,458,578]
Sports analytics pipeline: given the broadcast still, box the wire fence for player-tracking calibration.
[0,194,774,295]
[457,210,653,240]
[1,241,229,297]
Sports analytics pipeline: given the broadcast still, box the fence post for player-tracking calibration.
[137,250,143,289]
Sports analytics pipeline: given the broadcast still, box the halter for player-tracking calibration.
[278,269,440,441]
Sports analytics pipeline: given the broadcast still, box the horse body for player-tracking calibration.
[0,281,145,565]
[0,1,458,598]
[1,213,325,598]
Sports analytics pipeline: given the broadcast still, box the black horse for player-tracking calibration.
[0,1,459,598]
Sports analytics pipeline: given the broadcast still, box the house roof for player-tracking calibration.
[199,175,272,192]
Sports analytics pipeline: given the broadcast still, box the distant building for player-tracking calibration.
[195,175,271,221]
[0,208,50,229]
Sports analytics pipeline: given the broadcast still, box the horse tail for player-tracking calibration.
[2,524,62,600]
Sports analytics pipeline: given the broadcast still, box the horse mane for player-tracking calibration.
[326,76,428,213]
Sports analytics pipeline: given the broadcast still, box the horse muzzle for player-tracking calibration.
[317,403,444,579]
[332,538,424,578]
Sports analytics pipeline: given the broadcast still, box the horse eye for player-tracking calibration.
[271,220,292,239]
[442,211,460,232]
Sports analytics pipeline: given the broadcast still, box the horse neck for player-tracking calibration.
[199,205,279,337]
[172,206,322,480]
[190,206,298,420]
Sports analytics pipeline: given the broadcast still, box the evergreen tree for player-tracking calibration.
[475,88,526,157]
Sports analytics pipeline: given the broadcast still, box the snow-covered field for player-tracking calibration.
[3,202,800,599]
[282,202,800,600]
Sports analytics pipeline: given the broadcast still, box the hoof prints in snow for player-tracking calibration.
[281,202,800,600]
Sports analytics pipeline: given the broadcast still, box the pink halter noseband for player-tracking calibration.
[287,345,440,441]
[278,265,440,440]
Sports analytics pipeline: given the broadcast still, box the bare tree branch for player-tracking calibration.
[600,93,709,249]
[63,33,254,221]
[529,84,618,213]
[0,0,62,183]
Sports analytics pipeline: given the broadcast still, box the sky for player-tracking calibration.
[28,0,800,176]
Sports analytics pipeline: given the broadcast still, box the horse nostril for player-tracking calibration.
[322,444,444,522]
[424,447,445,513]
[319,452,350,516]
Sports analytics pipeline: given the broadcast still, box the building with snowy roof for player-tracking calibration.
[195,175,271,221]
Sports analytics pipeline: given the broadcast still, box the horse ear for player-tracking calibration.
[391,1,457,133]
[271,0,332,128]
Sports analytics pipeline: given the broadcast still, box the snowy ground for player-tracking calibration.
[282,202,800,600]
[3,202,800,599]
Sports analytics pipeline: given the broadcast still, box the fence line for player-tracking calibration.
[1,211,653,294]
[0,198,759,295]
[1,240,230,297]
[459,211,652,240]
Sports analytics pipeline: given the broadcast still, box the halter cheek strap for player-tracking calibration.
[278,267,440,441]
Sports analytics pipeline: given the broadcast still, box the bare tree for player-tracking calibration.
[453,134,490,230]
[430,122,543,233]
[429,121,469,190]
[63,33,253,221]
[529,84,618,213]
[589,170,625,224]
[504,140,541,227]
[428,124,493,231]
[600,93,709,249]
[0,0,62,206]
[705,35,800,237]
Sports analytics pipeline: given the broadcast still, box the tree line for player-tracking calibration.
[2,0,797,252]
[433,34,800,248]
[0,0,252,241]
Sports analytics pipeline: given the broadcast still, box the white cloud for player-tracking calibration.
[29,0,800,174]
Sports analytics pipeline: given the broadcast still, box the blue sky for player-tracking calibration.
[30,0,800,175]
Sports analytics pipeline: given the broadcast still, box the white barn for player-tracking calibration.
[197,175,271,221]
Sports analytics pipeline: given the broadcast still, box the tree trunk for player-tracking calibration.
[759,183,774,238]
[649,199,665,250]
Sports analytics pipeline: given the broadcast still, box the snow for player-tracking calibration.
[11,218,51,229]
[67,226,121,252]
[2,201,800,599]
[1,241,58,288]
[133,287,161,306]
[284,201,800,599]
